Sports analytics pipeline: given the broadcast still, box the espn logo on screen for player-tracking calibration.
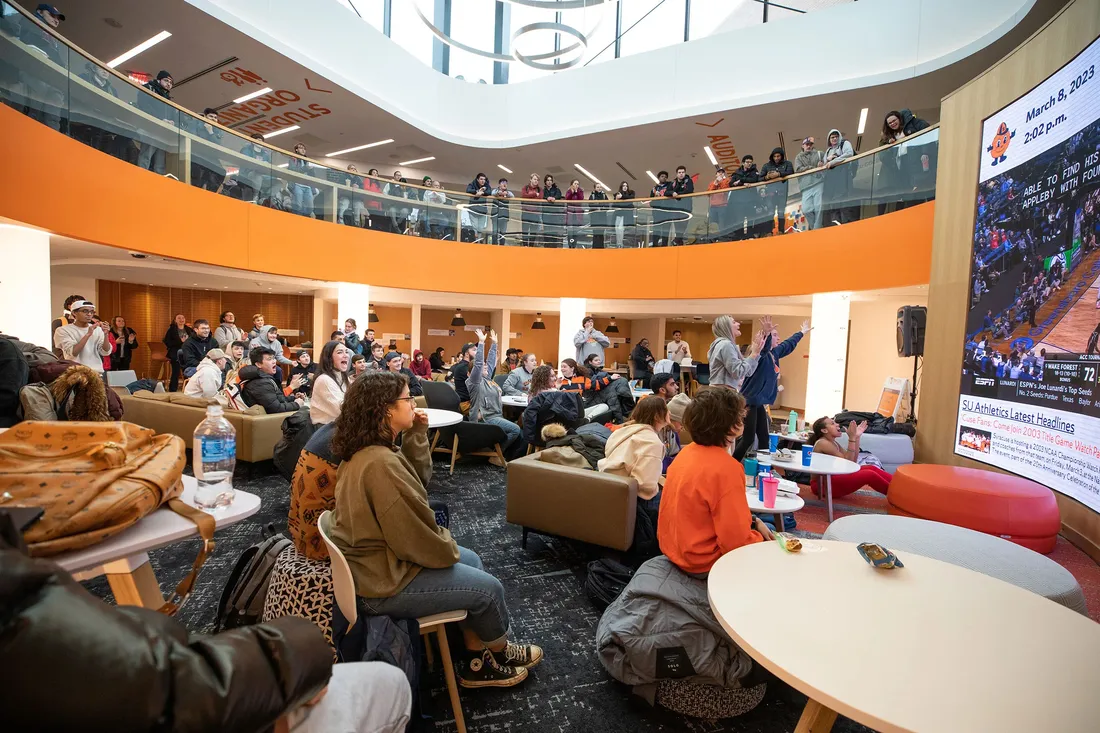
[972,375,997,397]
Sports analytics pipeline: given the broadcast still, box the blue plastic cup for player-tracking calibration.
[769,434,779,453]
[801,444,813,466]
[744,457,758,489]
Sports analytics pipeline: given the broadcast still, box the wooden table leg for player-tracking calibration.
[105,556,164,608]
[794,698,838,733]
[774,512,785,532]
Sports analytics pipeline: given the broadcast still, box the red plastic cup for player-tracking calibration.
[762,476,779,509]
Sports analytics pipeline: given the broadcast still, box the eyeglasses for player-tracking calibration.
[390,395,416,406]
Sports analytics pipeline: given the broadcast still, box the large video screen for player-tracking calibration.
[957,33,1100,513]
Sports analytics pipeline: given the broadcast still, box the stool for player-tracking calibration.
[886,464,1060,553]
[262,545,335,652]
[148,342,170,386]
[824,514,1087,615]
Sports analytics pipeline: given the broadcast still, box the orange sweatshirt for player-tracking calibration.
[657,442,762,574]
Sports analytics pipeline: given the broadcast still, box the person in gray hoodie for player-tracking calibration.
[214,311,244,350]
[467,329,522,459]
[502,353,537,395]
[574,316,611,363]
[707,315,768,390]
[794,137,826,230]
[822,128,857,225]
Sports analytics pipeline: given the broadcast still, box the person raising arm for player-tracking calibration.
[810,417,892,498]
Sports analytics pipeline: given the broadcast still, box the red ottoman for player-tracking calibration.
[886,465,1061,553]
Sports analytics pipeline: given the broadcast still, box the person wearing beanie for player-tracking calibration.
[664,393,693,469]
[383,350,422,396]
[184,348,229,400]
[137,70,174,174]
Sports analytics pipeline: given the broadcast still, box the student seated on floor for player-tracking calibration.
[658,388,774,576]
[598,397,670,518]
[327,372,543,688]
[810,416,892,498]
[0,530,412,733]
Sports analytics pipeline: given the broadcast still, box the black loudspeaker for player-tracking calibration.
[897,306,927,357]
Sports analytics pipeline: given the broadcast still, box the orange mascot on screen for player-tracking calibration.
[987,122,1015,166]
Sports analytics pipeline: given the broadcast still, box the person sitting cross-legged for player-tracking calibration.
[327,371,543,688]
[658,388,773,576]
[466,329,523,460]
[239,346,304,414]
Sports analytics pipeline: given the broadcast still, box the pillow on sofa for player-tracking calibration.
[168,394,219,408]
[131,390,171,402]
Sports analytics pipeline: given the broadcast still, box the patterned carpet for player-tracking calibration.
[83,457,1100,732]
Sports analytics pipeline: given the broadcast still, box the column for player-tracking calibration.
[805,292,851,421]
[0,225,51,348]
[410,304,422,353]
[312,287,337,348]
[491,309,510,356]
[337,282,370,337]
[558,297,586,368]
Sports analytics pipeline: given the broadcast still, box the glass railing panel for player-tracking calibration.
[0,1,69,134]
[66,49,148,170]
[870,127,939,213]
[270,148,333,221]
[818,152,874,226]
[226,135,276,205]
[182,109,241,196]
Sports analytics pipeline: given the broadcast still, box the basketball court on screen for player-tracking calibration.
[1032,271,1100,355]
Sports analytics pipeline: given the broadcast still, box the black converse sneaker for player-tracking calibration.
[458,648,529,688]
[491,642,544,669]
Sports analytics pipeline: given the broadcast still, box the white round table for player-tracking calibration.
[745,478,804,531]
[762,452,859,522]
[708,541,1100,733]
[770,431,810,445]
[422,407,463,428]
[501,394,528,408]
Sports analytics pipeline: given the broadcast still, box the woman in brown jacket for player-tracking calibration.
[328,371,543,688]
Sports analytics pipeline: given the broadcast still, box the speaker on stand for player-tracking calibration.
[897,306,927,421]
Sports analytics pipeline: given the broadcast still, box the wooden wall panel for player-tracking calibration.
[918,0,1100,560]
[97,280,313,378]
[371,306,413,354]
[511,314,560,368]
[419,308,494,362]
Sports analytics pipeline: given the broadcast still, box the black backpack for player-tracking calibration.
[585,558,635,611]
[273,407,315,480]
[0,337,29,428]
[215,524,293,631]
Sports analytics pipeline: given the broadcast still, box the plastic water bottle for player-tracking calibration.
[788,410,798,435]
[193,404,236,510]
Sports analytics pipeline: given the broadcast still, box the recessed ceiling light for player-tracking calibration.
[232,86,273,104]
[574,163,608,190]
[263,125,300,139]
[498,164,513,174]
[400,156,436,166]
[703,146,718,166]
[646,170,659,184]
[106,30,172,68]
[857,107,869,135]
[326,139,394,156]
[120,277,126,280]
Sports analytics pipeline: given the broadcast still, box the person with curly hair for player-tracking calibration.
[326,372,543,688]
[657,387,772,576]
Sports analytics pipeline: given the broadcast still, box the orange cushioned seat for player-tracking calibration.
[886,465,1060,553]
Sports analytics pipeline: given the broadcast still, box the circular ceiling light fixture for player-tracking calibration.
[413,0,610,73]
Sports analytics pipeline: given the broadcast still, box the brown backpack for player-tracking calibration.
[0,421,212,615]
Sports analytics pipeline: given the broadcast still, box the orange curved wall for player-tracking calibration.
[0,105,933,298]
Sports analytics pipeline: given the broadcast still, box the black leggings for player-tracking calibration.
[733,404,770,461]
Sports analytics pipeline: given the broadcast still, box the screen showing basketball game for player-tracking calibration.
[957,33,1100,513]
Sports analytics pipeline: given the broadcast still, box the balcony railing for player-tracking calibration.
[0,0,937,248]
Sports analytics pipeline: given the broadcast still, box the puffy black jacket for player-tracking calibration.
[522,390,585,446]
[0,540,331,733]
[729,163,760,186]
[760,147,794,179]
[239,364,300,413]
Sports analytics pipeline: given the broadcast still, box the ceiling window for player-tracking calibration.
[618,0,687,59]
[448,0,495,83]
[340,0,384,33]
[390,0,434,62]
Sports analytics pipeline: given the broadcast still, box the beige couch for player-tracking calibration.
[120,391,291,462]
[506,453,637,551]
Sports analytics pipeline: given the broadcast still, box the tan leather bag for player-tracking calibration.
[0,421,214,615]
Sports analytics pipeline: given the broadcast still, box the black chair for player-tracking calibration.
[694,363,710,386]
[421,381,509,474]
[493,373,509,389]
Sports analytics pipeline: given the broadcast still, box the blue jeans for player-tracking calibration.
[291,183,315,217]
[484,415,522,454]
[358,546,509,645]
